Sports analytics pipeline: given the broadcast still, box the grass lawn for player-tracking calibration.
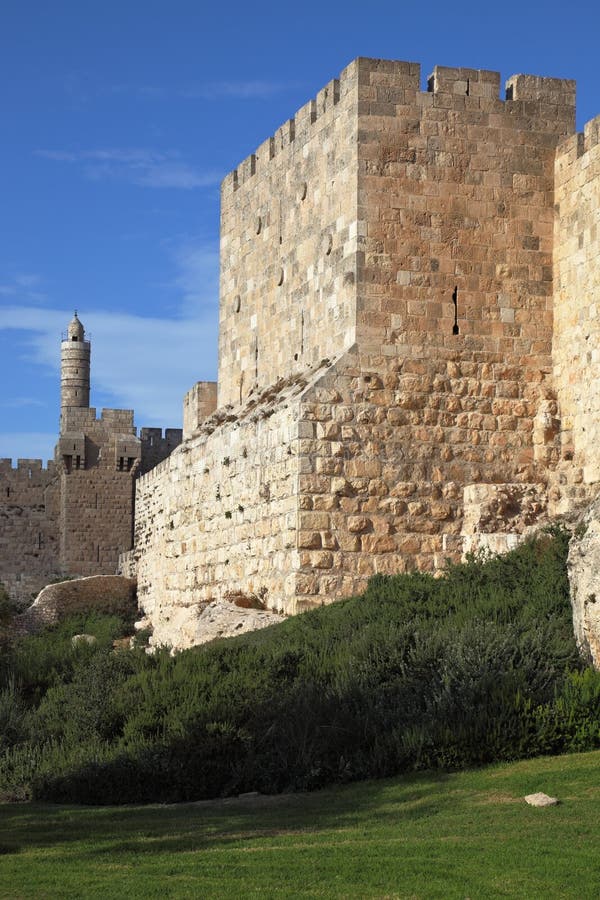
[0,750,599,899]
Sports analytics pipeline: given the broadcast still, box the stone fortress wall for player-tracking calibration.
[131,58,600,644]
[0,459,61,603]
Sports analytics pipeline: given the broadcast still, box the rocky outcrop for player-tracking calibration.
[568,497,600,667]
[524,792,559,807]
[147,599,285,652]
[15,575,137,635]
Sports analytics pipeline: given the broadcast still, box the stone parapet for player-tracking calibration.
[183,382,218,439]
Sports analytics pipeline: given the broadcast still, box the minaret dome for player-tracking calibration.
[67,311,85,342]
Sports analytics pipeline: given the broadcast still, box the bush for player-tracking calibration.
[0,612,133,703]
[2,528,599,805]
[0,584,16,629]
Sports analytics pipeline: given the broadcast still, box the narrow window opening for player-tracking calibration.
[38,532,42,549]
[71,336,77,341]
[452,286,459,335]
[127,457,135,471]
[254,340,259,381]
[466,78,470,96]
[97,545,100,562]
[119,456,124,471]
[6,486,10,498]
[75,455,81,470]
[427,75,435,92]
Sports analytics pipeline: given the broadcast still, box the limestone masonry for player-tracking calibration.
[3,57,600,648]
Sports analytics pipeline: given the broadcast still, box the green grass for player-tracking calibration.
[1,749,599,899]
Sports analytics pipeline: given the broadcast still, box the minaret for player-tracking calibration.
[60,311,90,430]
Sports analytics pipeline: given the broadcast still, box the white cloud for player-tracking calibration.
[182,80,293,100]
[107,80,295,101]
[108,84,168,100]
[169,240,220,317]
[1,398,46,409]
[0,303,218,427]
[15,274,42,289]
[0,273,47,303]
[35,148,222,190]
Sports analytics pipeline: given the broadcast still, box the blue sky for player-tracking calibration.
[1,0,598,463]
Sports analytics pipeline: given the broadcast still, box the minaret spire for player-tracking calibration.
[60,311,91,431]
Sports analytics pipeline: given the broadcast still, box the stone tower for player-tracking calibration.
[60,311,90,429]
[0,313,183,604]
[130,57,600,647]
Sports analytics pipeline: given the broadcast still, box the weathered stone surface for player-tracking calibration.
[148,599,285,652]
[71,633,97,647]
[524,792,559,807]
[568,498,600,667]
[16,575,137,634]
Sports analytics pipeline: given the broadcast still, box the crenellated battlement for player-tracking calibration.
[222,69,350,196]
[139,427,183,442]
[61,405,136,434]
[139,426,183,474]
[0,458,56,475]
[556,113,600,176]
[222,58,576,199]
[427,65,500,97]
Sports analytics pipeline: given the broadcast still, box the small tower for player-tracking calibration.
[60,311,90,429]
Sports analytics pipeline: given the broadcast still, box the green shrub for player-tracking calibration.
[0,584,16,629]
[2,528,599,805]
[1,612,132,704]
